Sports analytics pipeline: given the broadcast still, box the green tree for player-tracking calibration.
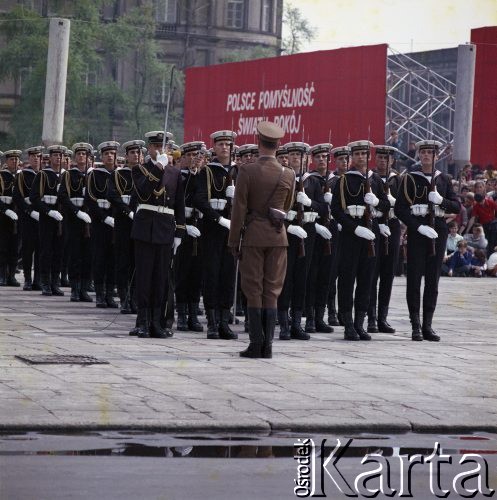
[220,45,277,64]
[281,2,315,55]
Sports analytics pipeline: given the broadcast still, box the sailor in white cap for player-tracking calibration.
[85,140,120,308]
[109,139,144,315]
[131,130,185,339]
[30,145,67,296]
[193,130,239,340]
[330,140,390,341]
[13,146,44,290]
[0,150,22,286]
[367,145,401,335]
[394,139,460,341]
[58,143,94,303]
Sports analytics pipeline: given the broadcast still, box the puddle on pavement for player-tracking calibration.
[0,431,496,458]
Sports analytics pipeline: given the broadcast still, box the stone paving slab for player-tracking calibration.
[0,276,496,433]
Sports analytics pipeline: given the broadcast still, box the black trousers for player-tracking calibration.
[406,223,447,317]
[175,234,202,304]
[202,223,235,310]
[91,221,115,288]
[20,215,39,280]
[134,239,171,309]
[66,217,91,282]
[38,214,63,283]
[327,220,341,310]
[0,215,18,271]
[278,223,315,311]
[114,217,134,290]
[306,235,332,309]
[337,229,376,314]
[369,218,401,316]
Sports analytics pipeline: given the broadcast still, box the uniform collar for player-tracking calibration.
[94,167,111,174]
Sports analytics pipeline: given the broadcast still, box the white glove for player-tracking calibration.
[173,236,182,255]
[374,210,383,218]
[4,209,18,221]
[186,224,201,238]
[104,216,115,228]
[379,223,391,237]
[315,223,332,240]
[387,193,396,207]
[30,210,40,221]
[128,211,134,220]
[48,210,63,222]
[337,223,342,232]
[156,153,168,167]
[324,192,333,204]
[296,191,312,207]
[287,225,307,239]
[364,192,379,207]
[76,210,91,224]
[218,216,231,230]
[428,189,443,205]
[417,224,438,239]
[354,225,375,240]
[225,185,235,198]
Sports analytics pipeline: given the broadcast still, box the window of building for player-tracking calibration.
[261,0,273,32]
[18,67,32,95]
[155,0,177,24]
[226,0,244,29]
[82,66,97,87]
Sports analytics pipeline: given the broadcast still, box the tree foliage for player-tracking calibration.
[0,1,182,149]
[281,3,315,55]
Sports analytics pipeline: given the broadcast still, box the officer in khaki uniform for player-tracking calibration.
[229,121,295,359]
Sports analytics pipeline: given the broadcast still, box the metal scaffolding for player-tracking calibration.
[386,46,456,159]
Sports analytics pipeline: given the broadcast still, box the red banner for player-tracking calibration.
[471,27,497,168]
[184,45,388,148]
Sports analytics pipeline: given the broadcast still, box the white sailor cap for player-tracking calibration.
[415,140,443,151]
[144,131,173,144]
[275,146,288,157]
[180,141,206,154]
[3,149,23,158]
[375,145,397,156]
[65,149,73,157]
[97,141,120,153]
[249,145,259,155]
[25,146,45,155]
[331,146,351,158]
[237,144,257,156]
[169,141,180,151]
[47,145,67,154]
[122,140,145,152]
[283,142,310,154]
[347,140,374,152]
[72,142,93,154]
[210,130,237,143]
[117,156,126,163]
[310,143,333,156]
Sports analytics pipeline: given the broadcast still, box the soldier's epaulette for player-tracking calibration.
[139,164,160,183]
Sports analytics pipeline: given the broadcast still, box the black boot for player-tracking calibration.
[79,279,93,302]
[262,309,276,358]
[315,306,333,333]
[187,303,203,332]
[377,307,395,333]
[176,303,188,331]
[7,267,20,287]
[206,309,219,339]
[105,287,119,308]
[422,311,440,342]
[87,280,95,293]
[343,311,360,341]
[367,310,378,333]
[118,287,133,314]
[411,314,423,341]
[327,299,340,326]
[291,310,310,340]
[60,272,70,288]
[23,274,33,291]
[0,266,6,286]
[70,280,80,302]
[240,308,263,358]
[32,273,42,291]
[278,310,290,340]
[150,307,172,338]
[95,285,107,308]
[129,310,143,336]
[137,308,150,338]
[219,308,238,339]
[354,310,371,340]
[41,274,52,296]
[51,278,64,296]
[304,307,316,333]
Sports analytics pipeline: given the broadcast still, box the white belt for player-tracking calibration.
[209,198,227,211]
[97,199,111,209]
[370,208,383,218]
[121,195,131,205]
[24,197,31,205]
[42,195,57,205]
[137,204,174,215]
[388,208,397,220]
[285,209,297,221]
[303,211,318,223]
[70,197,84,207]
[434,206,445,218]
[1,196,13,205]
[185,206,203,219]
[411,204,428,216]
[345,205,365,218]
